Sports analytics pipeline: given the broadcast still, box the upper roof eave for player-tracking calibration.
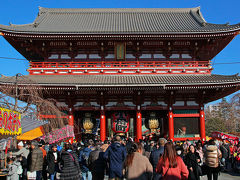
[0,26,240,36]
[0,7,239,36]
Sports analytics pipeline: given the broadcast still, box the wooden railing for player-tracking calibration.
[29,61,212,75]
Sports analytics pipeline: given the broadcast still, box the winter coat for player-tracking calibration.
[28,147,43,172]
[46,150,61,174]
[7,161,20,180]
[204,145,222,168]
[12,147,29,159]
[184,152,201,180]
[125,152,153,180]
[103,142,127,178]
[79,147,92,172]
[149,146,164,172]
[88,148,106,174]
[156,156,189,180]
[220,144,230,159]
[60,150,81,180]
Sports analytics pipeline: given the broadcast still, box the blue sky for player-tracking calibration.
[0,0,239,104]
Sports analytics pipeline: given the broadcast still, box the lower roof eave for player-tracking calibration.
[1,82,240,90]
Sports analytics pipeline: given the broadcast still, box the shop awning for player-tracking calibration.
[16,113,48,140]
[17,127,44,140]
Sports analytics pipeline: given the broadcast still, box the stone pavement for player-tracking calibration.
[200,172,240,180]
[103,172,240,180]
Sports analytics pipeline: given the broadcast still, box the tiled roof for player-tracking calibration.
[21,114,48,133]
[0,74,240,87]
[0,7,239,34]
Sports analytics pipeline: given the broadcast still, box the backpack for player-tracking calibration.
[17,164,23,175]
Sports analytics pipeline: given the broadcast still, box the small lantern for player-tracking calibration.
[112,112,130,133]
[82,113,96,133]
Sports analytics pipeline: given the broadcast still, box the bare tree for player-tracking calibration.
[0,74,66,133]
[205,93,240,135]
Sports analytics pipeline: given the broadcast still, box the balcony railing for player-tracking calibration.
[28,61,212,75]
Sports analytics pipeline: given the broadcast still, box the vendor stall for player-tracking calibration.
[211,131,239,144]
[17,113,47,140]
[41,125,75,144]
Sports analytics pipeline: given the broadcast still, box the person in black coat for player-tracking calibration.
[60,143,81,180]
[46,144,61,180]
[88,143,106,180]
[184,145,201,180]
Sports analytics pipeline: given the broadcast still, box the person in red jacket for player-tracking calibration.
[156,142,189,180]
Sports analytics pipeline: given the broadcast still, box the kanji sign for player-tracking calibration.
[0,107,21,135]
[112,112,130,133]
[41,125,75,144]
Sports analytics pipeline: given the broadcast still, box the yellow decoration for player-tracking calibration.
[83,113,94,133]
[148,112,159,132]
[149,119,159,132]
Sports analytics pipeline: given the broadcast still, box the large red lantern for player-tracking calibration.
[112,112,130,133]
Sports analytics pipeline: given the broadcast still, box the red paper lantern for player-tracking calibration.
[112,112,130,133]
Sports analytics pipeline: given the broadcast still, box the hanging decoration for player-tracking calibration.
[145,112,159,133]
[82,113,96,133]
[112,112,130,133]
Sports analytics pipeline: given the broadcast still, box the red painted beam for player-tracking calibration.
[173,137,201,141]
[173,114,200,118]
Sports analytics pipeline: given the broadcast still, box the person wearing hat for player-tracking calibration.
[11,141,29,180]
[12,141,29,159]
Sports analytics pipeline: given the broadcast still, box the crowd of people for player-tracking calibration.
[5,136,240,180]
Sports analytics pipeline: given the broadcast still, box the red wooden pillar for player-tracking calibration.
[68,108,74,144]
[168,108,174,141]
[100,111,106,142]
[200,106,206,141]
[136,111,142,142]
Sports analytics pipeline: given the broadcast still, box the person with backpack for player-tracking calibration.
[149,138,166,180]
[79,141,93,180]
[60,143,81,180]
[156,142,189,180]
